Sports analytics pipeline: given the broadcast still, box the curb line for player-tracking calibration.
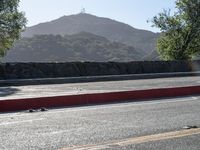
[0,85,200,112]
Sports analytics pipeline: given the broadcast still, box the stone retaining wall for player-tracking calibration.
[0,61,199,79]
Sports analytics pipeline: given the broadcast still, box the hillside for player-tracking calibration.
[22,13,159,58]
[3,32,143,62]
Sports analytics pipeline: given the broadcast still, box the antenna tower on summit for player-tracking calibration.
[80,7,86,14]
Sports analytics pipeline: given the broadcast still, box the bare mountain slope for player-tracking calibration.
[4,32,143,62]
[23,13,159,58]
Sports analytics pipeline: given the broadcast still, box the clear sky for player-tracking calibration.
[19,0,176,33]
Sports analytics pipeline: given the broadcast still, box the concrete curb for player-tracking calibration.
[1,72,200,86]
[0,85,200,112]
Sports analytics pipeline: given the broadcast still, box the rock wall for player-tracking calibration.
[0,61,199,79]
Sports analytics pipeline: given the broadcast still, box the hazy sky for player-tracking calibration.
[19,0,176,32]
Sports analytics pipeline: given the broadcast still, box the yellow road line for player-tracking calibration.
[61,128,200,150]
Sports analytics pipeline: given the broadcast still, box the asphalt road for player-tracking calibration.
[0,96,199,150]
[1,76,200,100]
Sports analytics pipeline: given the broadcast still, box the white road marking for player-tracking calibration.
[0,118,44,126]
[42,130,69,135]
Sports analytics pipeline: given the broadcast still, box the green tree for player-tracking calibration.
[151,0,200,60]
[0,0,26,57]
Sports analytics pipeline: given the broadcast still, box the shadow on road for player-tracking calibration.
[0,87,20,97]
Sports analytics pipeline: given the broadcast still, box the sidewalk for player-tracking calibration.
[1,76,200,100]
[0,76,200,112]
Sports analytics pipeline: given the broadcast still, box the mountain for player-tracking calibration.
[3,32,143,62]
[22,13,160,58]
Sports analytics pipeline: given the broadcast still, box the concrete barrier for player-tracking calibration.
[1,61,200,80]
[0,85,200,112]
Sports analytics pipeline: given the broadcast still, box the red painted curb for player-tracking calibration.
[0,85,200,112]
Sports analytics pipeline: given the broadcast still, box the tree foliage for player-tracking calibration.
[0,0,26,57]
[152,0,200,60]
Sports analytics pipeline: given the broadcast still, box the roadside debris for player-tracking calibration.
[183,125,198,129]
[40,107,48,112]
[27,107,48,113]
[27,109,37,113]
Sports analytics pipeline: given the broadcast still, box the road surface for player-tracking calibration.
[0,96,199,150]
